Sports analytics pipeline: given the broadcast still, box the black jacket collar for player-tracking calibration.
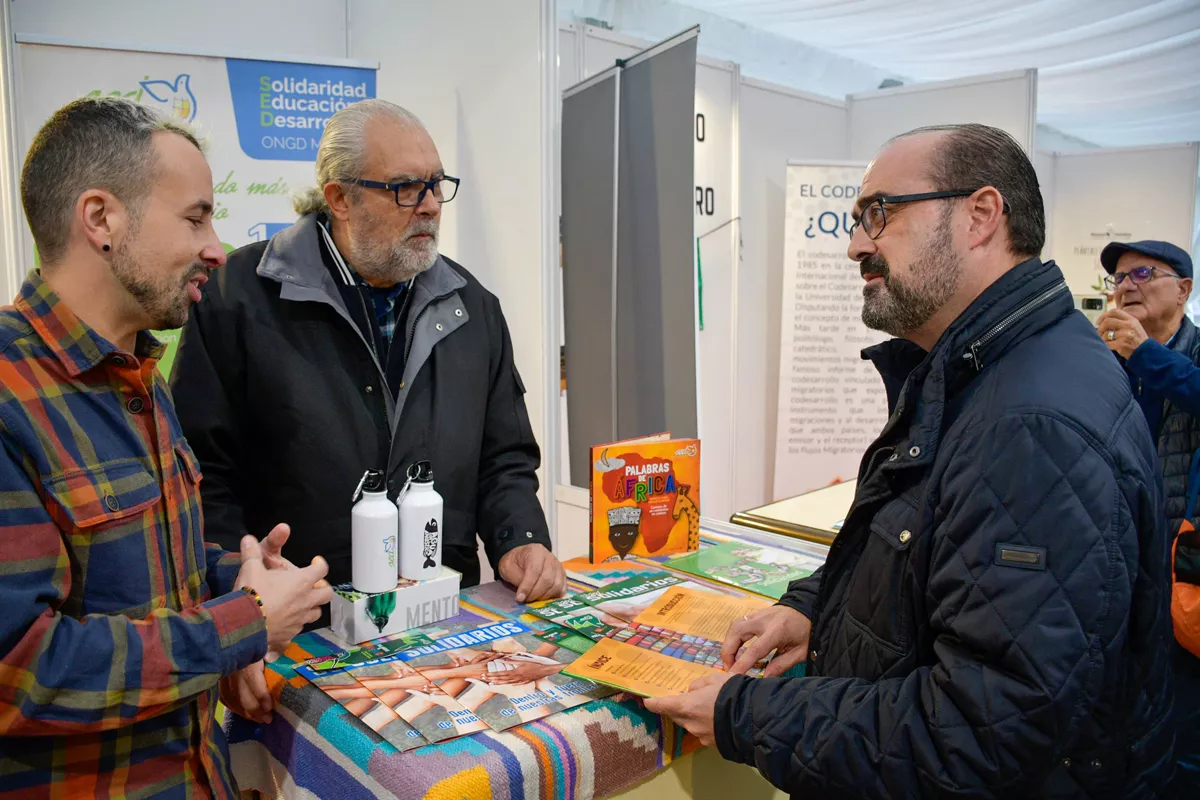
[862,257,1072,465]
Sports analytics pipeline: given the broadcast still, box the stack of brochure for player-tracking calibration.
[298,619,614,751]
[528,572,772,697]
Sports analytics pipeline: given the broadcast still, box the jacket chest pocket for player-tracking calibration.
[845,496,919,657]
[44,461,162,615]
[173,441,208,590]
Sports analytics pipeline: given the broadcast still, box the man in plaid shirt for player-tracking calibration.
[0,98,333,797]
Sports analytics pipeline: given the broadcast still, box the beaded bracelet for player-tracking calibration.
[241,586,265,613]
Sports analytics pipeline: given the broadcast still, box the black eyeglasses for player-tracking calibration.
[1104,265,1182,290]
[850,189,1010,240]
[347,176,460,207]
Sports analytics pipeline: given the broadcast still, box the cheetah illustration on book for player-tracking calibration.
[607,506,642,560]
[672,484,700,551]
[423,519,439,569]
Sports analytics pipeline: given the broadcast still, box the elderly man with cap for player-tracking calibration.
[1097,238,1200,780]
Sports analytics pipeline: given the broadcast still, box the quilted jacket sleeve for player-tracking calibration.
[776,566,822,620]
[714,411,1145,798]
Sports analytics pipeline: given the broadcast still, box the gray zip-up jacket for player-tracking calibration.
[171,214,551,587]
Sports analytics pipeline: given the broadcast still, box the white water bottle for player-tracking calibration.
[351,469,398,594]
[398,461,443,581]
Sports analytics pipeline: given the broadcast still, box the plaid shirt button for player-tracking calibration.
[127,397,144,414]
[104,494,120,511]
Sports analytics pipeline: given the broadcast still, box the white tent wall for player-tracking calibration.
[9,0,349,58]
[1034,150,1058,255]
[735,78,849,512]
[5,0,558,578]
[847,70,1038,159]
[1045,143,1200,296]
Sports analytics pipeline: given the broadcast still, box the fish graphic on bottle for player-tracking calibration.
[399,461,442,581]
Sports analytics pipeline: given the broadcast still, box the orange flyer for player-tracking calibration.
[633,586,770,642]
[563,638,719,698]
[589,434,701,564]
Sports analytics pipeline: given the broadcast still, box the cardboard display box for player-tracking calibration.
[330,566,461,644]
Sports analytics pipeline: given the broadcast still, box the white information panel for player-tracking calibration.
[772,161,886,500]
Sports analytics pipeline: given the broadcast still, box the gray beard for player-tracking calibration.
[352,226,439,286]
[861,212,960,338]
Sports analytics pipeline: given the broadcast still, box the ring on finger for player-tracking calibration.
[1107,329,1116,341]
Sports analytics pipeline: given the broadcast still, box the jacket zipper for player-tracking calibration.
[353,285,381,363]
[964,281,1069,371]
[399,287,456,389]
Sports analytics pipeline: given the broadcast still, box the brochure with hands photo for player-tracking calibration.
[310,671,431,752]
[343,657,489,743]
[395,620,614,733]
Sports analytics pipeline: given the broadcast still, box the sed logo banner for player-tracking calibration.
[225,58,377,162]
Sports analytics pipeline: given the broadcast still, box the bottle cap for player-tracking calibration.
[407,461,434,483]
[353,469,386,501]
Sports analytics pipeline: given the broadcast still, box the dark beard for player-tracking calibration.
[111,241,204,331]
[860,210,960,337]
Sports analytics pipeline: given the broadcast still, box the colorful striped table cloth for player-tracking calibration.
[226,527,827,799]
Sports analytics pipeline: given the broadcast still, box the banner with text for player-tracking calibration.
[16,44,377,375]
[772,161,887,499]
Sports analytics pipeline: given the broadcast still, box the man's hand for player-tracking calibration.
[498,543,566,603]
[643,673,734,747]
[721,605,812,676]
[260,523,296,570]
[1096,308,1150,359]
[235,535,333,654]
[219,660,273,725]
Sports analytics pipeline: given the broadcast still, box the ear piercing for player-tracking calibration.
[102,244,110,252]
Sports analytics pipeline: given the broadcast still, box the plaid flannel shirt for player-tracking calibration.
[0,272,267,798]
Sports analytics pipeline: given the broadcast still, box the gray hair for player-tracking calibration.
[293,99,426,216]
[891,123,1046,258]
[21,96,203,265]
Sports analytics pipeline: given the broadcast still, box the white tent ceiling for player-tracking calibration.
[676,0,1200,149]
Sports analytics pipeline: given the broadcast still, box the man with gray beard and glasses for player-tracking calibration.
[648,124,1177,798]
[172,101,566,653]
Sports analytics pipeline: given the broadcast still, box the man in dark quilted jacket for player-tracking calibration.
[647,124,1176,798]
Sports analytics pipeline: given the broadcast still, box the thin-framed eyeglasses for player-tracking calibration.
[1103,265,1182,290]
[850,189,1010,240]
[347,176,460,208]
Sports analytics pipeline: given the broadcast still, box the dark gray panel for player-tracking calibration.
[615,36,698,441]
[561,72,618,487]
